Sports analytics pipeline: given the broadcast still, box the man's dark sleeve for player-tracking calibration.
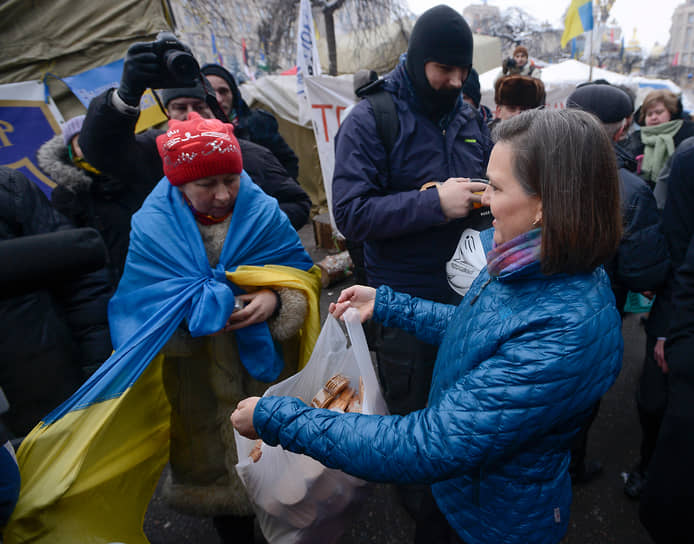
[616,171,670,292]
[239,139,311,230]
[247,110,300,179]
[79,89,164,191]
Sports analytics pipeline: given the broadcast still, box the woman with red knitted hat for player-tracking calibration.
[117,112,320,542]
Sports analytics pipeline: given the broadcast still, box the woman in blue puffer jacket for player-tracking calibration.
[232,109,624,544]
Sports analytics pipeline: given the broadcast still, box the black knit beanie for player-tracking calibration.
[160,77,209,108]
[462,68,481,108]
[406,5,473,116]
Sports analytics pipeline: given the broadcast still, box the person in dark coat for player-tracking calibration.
[331,5,492,534]
[639,232,694,543]
[37,115,139,281]
[624,136,694,499]
[566,83,671,484]
[79,42,310,232]
[0,167,113,438]
[624,89,694,189]
[461,68,493,124]
[201,63,299,179]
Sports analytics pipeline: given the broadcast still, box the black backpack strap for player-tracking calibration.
[356,78,399,157]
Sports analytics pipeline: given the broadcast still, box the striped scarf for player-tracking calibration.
[487,228,542,278]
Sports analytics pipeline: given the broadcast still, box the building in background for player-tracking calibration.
[668,0,694,68]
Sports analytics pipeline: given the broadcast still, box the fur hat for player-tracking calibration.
[567,83,633,124]
[62,115,85,147]
[494,75,545,108]
[156,112,242,186]
[513,45,529,57]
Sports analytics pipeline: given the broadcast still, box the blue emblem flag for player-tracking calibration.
[561,0,594,48]
[4,174,322,544]
[0,81,61,197]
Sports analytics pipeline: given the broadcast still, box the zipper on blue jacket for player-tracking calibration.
[469,277,493,306]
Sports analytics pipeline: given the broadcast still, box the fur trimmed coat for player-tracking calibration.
[160,216,308,517]
[37,134,146,280]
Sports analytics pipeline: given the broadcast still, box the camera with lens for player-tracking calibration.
[152,31,200,87]
[502,56,518,75]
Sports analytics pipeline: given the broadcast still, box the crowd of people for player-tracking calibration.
[1,4,692,543]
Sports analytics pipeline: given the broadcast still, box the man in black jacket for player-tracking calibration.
[79,39,310,232]
[566,83,671,484]
[0,167,113,438]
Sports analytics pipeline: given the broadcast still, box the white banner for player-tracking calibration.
[304,75,355,231]
[296,0,322,125]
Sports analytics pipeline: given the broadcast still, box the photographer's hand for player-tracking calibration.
[117,42,161,107]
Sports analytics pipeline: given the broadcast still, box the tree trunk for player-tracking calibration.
[324,7,338,75]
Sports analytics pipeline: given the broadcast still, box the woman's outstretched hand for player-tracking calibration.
[329,285,377,323]
[231,396,261,439]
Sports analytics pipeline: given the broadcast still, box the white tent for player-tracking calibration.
[479,59,688,112]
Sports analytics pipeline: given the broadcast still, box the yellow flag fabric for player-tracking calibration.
[561,0,594,48]
[4,265,321,544]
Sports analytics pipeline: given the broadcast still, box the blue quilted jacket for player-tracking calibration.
[255,261,623,544]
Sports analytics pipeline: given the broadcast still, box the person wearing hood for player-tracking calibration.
[201,63,299,178]
[330,4,492,533]
[78,37,310,233]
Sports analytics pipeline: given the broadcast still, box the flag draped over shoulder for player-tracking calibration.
[561,0,594,48]
[4,173,321,544]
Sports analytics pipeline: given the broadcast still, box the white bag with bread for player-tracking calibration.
[234,309,387,543]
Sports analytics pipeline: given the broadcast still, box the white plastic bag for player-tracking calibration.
[234,309,387,543]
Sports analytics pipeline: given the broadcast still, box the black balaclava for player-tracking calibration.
[405,4,473,120]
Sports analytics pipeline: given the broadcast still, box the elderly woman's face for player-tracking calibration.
[482,142,542,246]
[645,100,671,126]
[179,174,240,218]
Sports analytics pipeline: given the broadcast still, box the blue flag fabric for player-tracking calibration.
[42,172,313,425]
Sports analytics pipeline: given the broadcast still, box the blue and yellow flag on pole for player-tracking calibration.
[561,0,594,48]
[4,174,322,543]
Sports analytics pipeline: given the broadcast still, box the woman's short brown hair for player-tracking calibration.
[638,90,679,124]
[492,109,622,275]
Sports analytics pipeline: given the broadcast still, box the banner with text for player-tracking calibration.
[304,75,354,231]
[296,0,322,126]
[0,81,64,197]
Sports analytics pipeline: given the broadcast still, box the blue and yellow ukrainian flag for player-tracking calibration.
[3,175,321,543]
[561,0,594,48]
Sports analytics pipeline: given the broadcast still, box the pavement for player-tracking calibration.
[143,223,655,544]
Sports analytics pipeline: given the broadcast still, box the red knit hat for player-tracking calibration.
[156,112,243,186]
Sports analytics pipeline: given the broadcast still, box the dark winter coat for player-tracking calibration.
[645,137,694,338]
[255,262,622,544]
[0,167,112,437]
[606,142,670,311]
[79,90,311,231]
[37,134,139,281]
[332,60,493,303]
[639,232,694,543]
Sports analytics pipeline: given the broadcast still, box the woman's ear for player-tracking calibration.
[533,201,543,226]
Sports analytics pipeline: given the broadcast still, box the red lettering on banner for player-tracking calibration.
[312,104,333,142]
[336,105,347,126]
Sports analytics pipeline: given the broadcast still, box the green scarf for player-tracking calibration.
[640,119,682,182]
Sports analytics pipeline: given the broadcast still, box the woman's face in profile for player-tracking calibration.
[482,142,542,246]
[644,100,671,127]
[179,174,240,218]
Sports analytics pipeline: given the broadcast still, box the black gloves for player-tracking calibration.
[117,42,161,107]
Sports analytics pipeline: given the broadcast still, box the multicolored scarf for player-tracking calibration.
[487,228,542,278]
[181,192,233,225]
